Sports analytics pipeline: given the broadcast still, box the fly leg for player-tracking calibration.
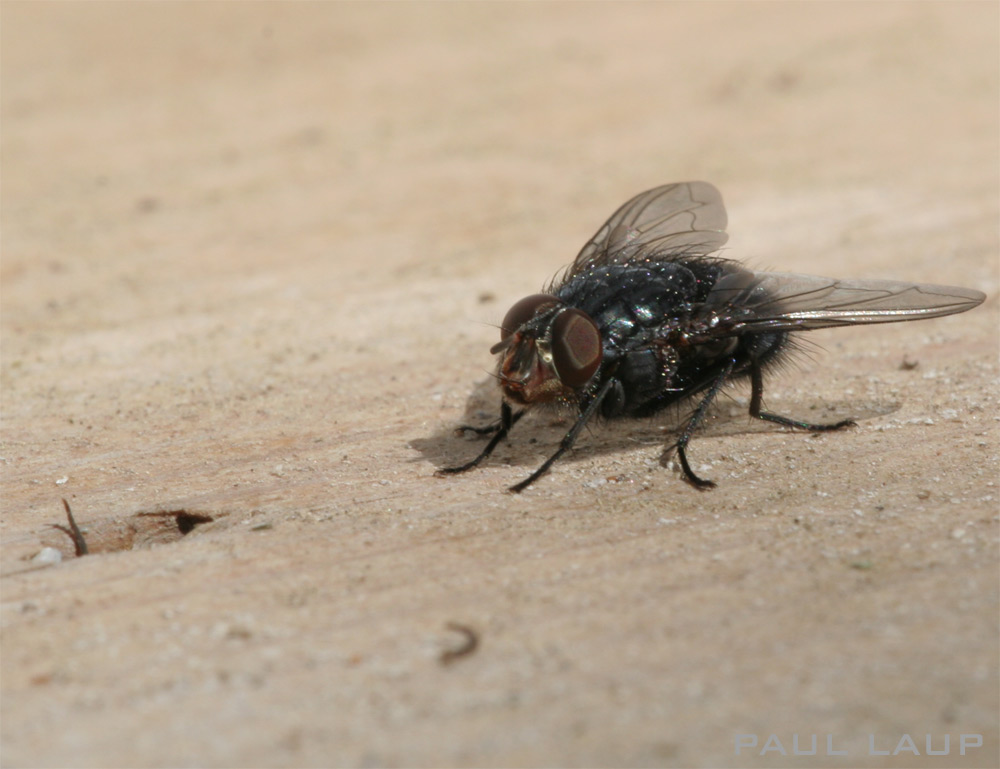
[508,378,615,493]
[456,424,502,436]
[748,361,856,431]
[453,407,526,437]
[438,402,524,475]
[674,359,736,490]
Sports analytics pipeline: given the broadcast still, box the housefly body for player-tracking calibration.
[438,182,986,493]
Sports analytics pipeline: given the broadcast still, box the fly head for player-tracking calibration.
[491,293,603,406]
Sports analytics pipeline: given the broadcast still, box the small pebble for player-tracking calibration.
[32,548,62,566]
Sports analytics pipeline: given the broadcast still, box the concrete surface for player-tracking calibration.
[2,2,997,767]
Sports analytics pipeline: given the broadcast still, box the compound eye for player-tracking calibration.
[551,309,602,388]
[499,293,559,340]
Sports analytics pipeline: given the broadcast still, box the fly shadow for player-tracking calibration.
[411,374,900,482]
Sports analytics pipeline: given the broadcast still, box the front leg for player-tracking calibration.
[508,378,616,493]
[438,402,524,475]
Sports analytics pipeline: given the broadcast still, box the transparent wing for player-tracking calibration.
[568,182,729,278]
[699,267,986,335]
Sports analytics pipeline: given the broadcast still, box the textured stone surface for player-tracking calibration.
[2,3,997,766]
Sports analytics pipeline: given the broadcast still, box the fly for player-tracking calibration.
[438,182,986,492]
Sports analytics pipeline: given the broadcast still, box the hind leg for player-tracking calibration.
[749,361,855,431]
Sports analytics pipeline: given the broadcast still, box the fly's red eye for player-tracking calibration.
[499,293,559,340]
[551,309,602,388]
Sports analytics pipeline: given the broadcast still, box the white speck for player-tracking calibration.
[32,547,62,565]
[950,527,966,540]
[55,476,68,485]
